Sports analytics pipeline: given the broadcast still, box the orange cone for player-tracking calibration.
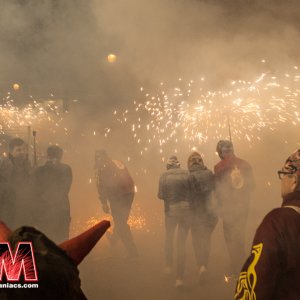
[59,220,110,265]
[0,221,12,242]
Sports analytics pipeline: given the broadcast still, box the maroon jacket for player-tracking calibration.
[235,199,300,299]
[214,155,255,213]
[96,159,135,203]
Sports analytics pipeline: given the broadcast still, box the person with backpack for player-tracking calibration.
[214,140,255,276]
[235,149,300,300]
[95,149,138,259]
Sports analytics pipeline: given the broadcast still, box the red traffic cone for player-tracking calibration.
[0,221,12,242]
[59,220,110,265]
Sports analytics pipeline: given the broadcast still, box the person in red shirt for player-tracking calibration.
[235,149,300,300]
[95,150,138,259]
[214,140,255,275]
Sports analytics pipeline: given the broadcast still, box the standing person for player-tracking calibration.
[187,151,217,282]
[0,138,33,228]
[235,149,300,300]
[34,145,72,243]
[95,149,138,259]
[214,140,255,276]
[158,155,191,288]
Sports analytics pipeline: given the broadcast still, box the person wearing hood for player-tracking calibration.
[33,145,72,243]
[158,155,191,288]
[187,151,217,282]
[214,140,255,275]
[0,219,110,300]
[235,149,300,300]
[0,138,33,228]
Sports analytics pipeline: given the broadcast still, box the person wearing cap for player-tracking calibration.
[214,140,255,275]
[235,149,300,299]
[187,151,217,283]
[33,145,72,243]
[158,155,191,287]
[0,138,33,228]
[95,149,138,259]
[0,219,110,299]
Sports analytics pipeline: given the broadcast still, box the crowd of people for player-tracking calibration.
[1,136,300,299]
[158,140,255,287]
[0,137,72,243]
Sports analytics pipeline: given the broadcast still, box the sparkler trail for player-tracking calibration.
[110,66,300,157]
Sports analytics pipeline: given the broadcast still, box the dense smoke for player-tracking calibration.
[0,1,299,299]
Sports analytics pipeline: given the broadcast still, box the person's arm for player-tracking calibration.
[235,210,282,299]
[96,170,110,213]
[158,173,166,200]
[62,165,72,194]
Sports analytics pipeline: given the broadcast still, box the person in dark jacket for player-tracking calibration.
[34,145,72,243]
[0,219,110,300]
[158,155,191,287]
[214,140,255,275]
[95,149,138,259]
[235,148,300,300]
[0,138,33,228]
[187,151,217,282]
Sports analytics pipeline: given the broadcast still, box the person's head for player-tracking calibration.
[187,151,204,170]
[166,155,180,170]
[216,140,234,159]
[278,149,300,199]
[9,138,27,159]
[47,145,63,161]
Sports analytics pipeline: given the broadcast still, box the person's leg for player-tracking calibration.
[191,213,202,267]
[198,212,218,269]
[176,216,191,283]
[223,211,247,275]
[164,214,177,271]
[110,194,138,257]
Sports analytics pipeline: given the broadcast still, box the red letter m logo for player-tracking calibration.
[0,242,38,282]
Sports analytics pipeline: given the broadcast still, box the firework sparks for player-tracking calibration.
[0,94,66,135]
[110,67,300,156]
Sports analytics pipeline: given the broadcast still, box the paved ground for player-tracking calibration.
[79,221,237,300]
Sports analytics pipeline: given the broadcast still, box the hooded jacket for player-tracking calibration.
[158,164,189,213]
[187,152,214,212]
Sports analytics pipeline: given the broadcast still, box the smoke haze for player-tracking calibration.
[1,0,300,299]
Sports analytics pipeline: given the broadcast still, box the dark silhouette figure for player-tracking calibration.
[187,151,217,281]
[34,145,72,243]
[95,150,138,259]
[0,138,33,228]
[214,140,255,275]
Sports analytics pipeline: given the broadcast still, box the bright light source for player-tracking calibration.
[13,83,20,90]
[107,54,117,63]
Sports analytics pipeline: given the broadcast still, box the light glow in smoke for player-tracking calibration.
[107,54,117,63]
